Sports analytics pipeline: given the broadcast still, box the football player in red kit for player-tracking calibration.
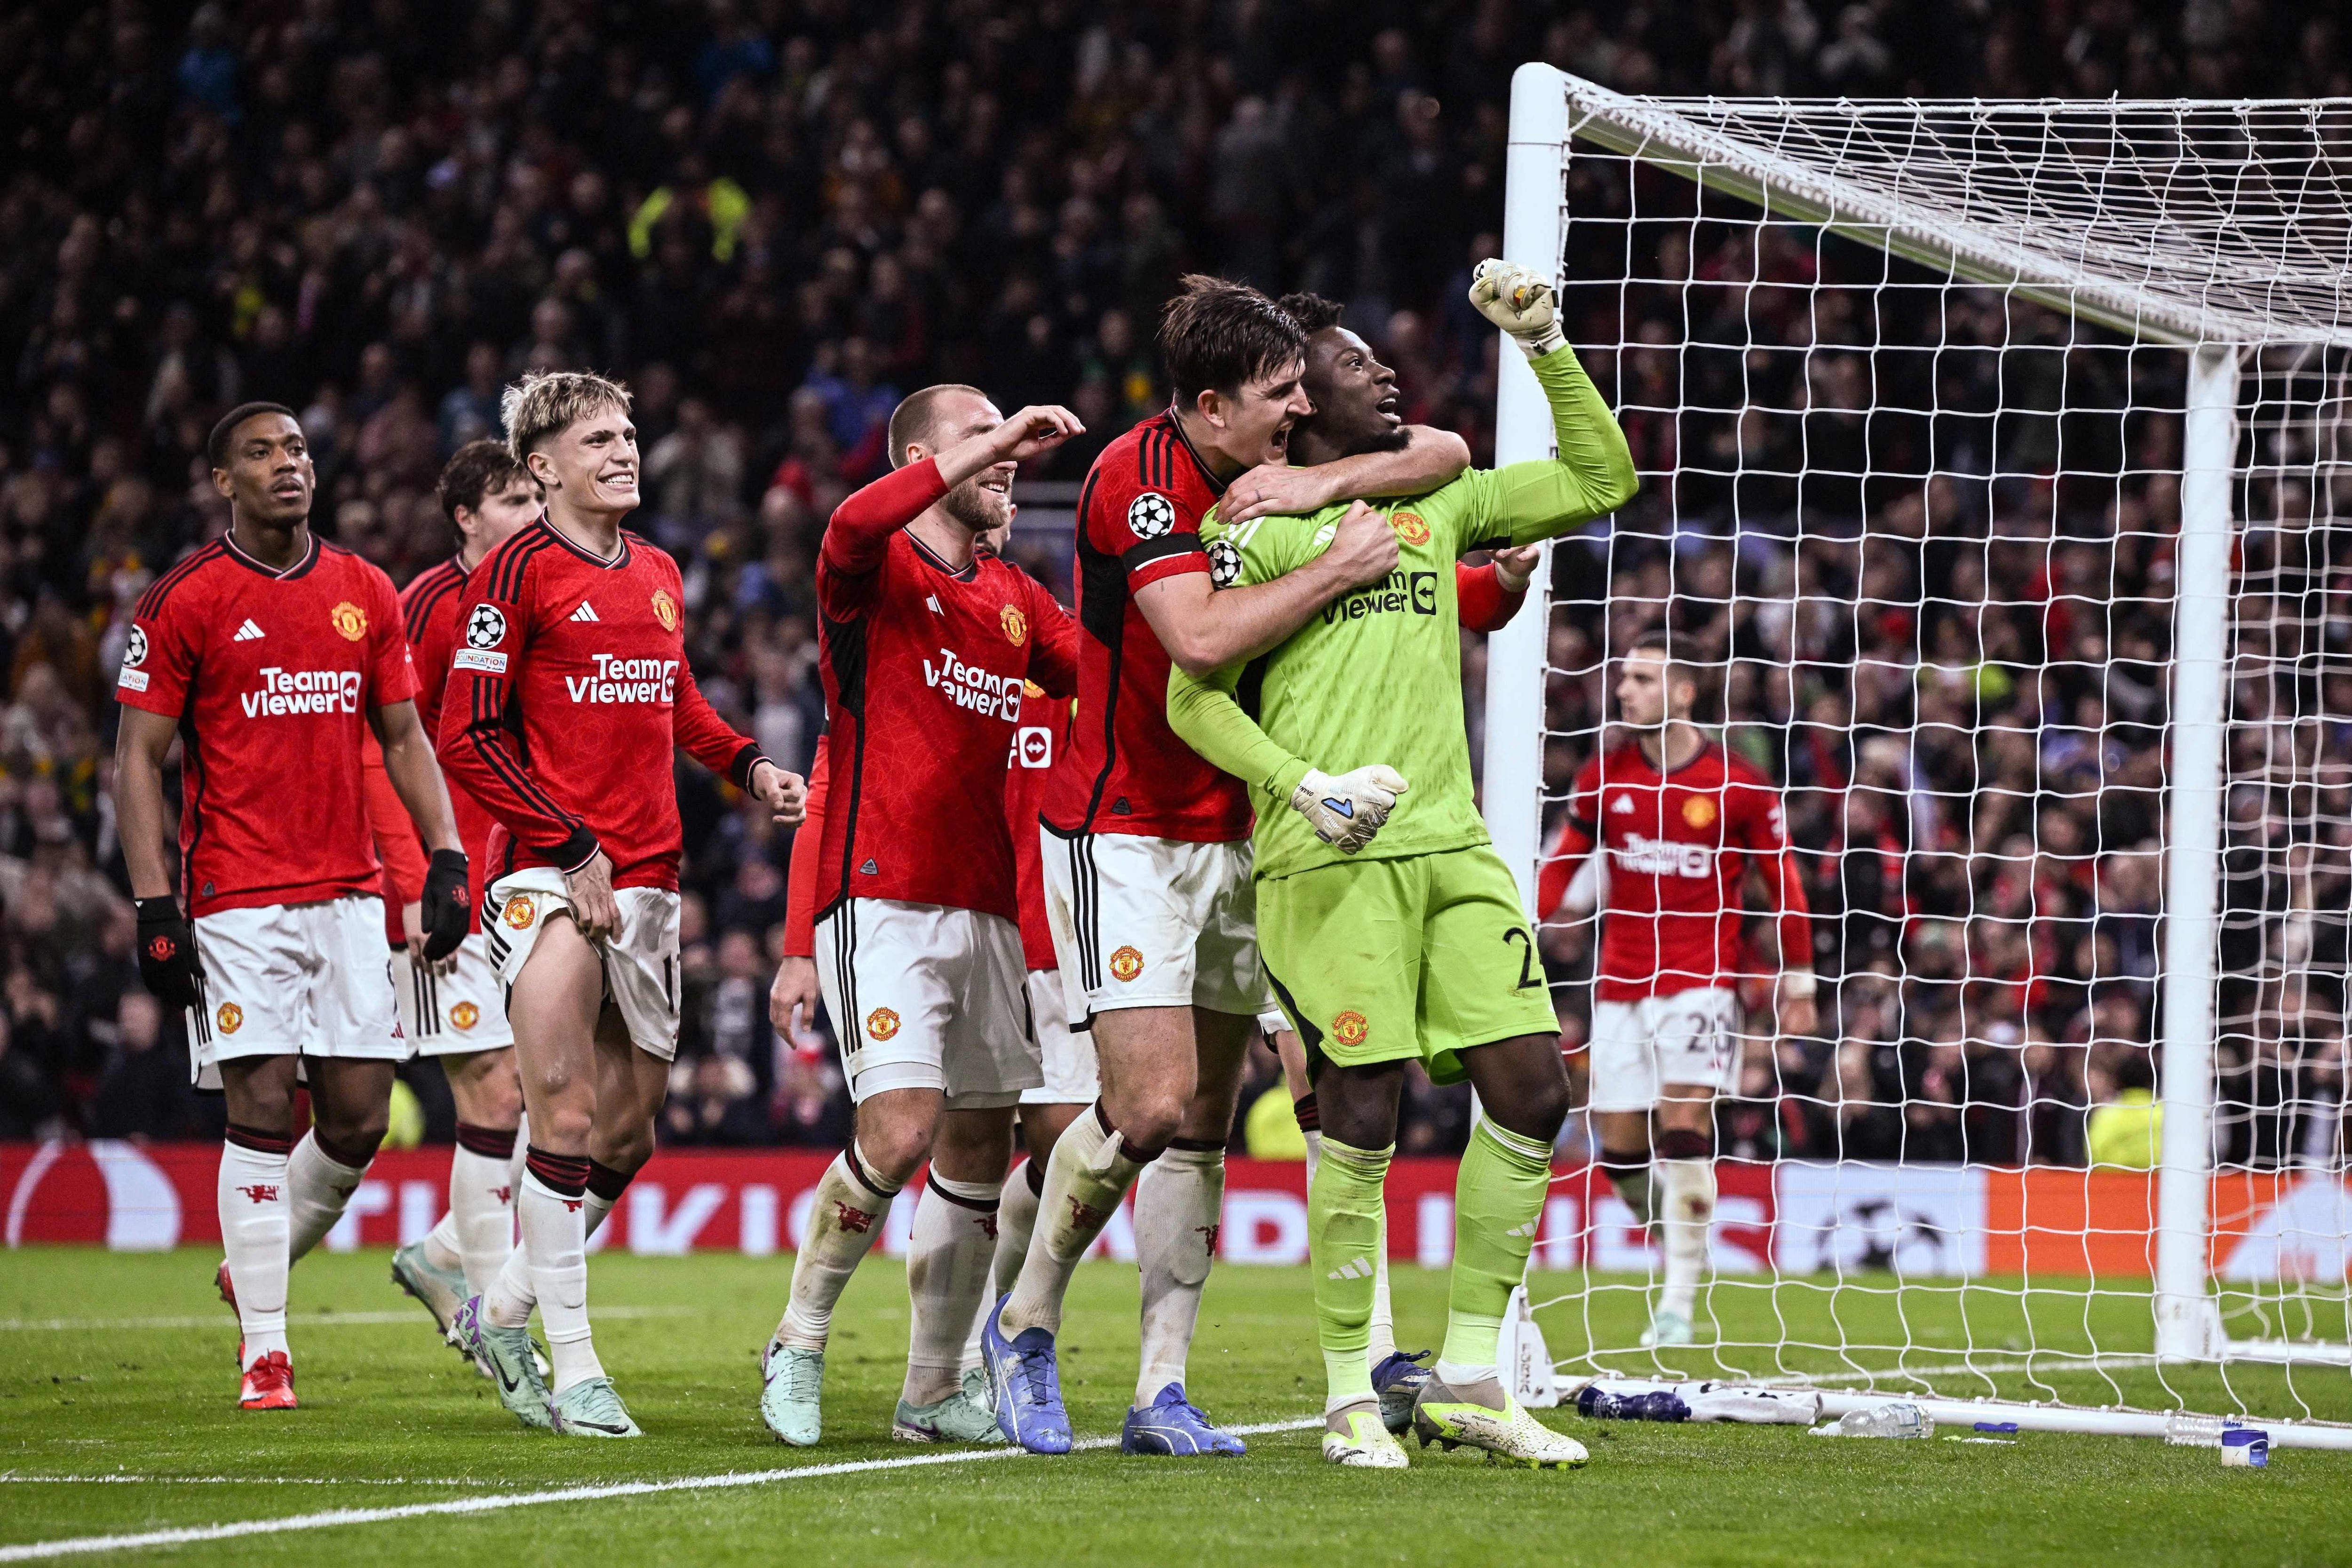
[382,441,544,1344]
[760,389,1081,1447]
[1537,630,1815,1348]
[113,403,471,1411]
[992,277,1479,1457]
[440,372,805,1438]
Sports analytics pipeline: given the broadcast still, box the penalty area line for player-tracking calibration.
[0,1417,1324,1561]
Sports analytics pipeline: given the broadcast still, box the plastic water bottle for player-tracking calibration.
[1818,1401,1933,1439]
[1576,1385,1691,1423]
[2164,1414,2230,1448]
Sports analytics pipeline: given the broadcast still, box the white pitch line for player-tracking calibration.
[0,1417,1325,1562]
[0,1307,697,1332]
[0,1477,500,1488]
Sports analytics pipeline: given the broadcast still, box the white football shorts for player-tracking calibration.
[393,932,514,1056]
[816,897,1038,1108]
[1039,827,1274,1027]
[1587,987,1743,1112]
[483,868,681,1061]
[1023,969,1099,1105]
[185,895,402,1088]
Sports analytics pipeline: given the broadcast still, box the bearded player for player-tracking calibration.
[113,402,471,1411]
[987,277,1481,1457]
[441,372,805,1438]
[1536,632,1815,1350]
[1168,261,1637,1469]
[758,388,1081,1447]
[385,440,544,1340]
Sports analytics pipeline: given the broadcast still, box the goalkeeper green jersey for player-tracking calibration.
[1168,345,1636,881]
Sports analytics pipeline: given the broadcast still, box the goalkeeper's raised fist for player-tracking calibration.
[1291,765,1410,855]
[1468,259,1565,357]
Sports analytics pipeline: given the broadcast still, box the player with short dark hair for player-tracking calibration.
[382,440,545,1347]
[986,276,1474,1458]
[113,402,471,1411]
[757,389,1081,1447]
[1537,629,1815,1351]
[440,371,805,1438]
[1167,261,1639,1468]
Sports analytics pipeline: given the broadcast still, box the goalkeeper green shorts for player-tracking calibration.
[1256,843,1558,1087]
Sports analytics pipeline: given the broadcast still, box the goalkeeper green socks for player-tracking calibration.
[1438,1119,1554,1383]
[1309,1136,1393,1411]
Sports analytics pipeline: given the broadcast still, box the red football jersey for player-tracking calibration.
[813,460,1077,923]
[398,556,498,931]
[1543,739,1812,1002]
[1043,411,1252,843]
[117,533,419,919]
[437,521,762,891]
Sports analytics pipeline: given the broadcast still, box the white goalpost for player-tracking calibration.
[1484,65,2352,1447]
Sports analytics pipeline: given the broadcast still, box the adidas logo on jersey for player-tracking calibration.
[234,619,265,642]
[1612,794,1634,814]
[570,602,600,622]
[927,595,943,614]
[1326,1258,1374,1281]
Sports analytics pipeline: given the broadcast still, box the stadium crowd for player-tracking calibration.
[3,0,2349,1162]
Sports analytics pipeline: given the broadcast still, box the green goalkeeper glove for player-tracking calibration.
[1291,765,1410,854]
[1468,259,1566,357]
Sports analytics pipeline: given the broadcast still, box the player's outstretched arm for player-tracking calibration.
[1454,547,1539,633]
[1138,500,1398,677]
[823,405,1081,581]
[670,664,805,824]
[1166,664,1406,855]
[1450,260,1640,551]
[1220,424,1472,525]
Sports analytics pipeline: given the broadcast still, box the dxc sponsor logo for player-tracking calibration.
[567,654,679,705]
[1322,570,1437,625]
[922,646,1023,720]
[241,668,363,718]
[1612,833,1714,878]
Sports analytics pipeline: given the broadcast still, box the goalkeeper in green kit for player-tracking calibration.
[1168,261,1637,1470]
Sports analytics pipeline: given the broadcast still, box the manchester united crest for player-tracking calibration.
[501,894,535,930]
[216,1002,244,1035]
[1333,1010,1369,1046]
[651,589,679,631]
[1001,604,1028,645]
[1109,945,1145,982]
[1392,512,1431,546]
[330,601,367,641]
[866,1007,901,1041]
[451,1001,480,1030]
[1682,795,1718,829]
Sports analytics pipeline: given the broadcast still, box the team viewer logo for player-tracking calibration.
[1392,512,1431,546]
[1109,945,1144,982]
[1128,492,1174,539]
[451,1001,480,1030]
[1682,796,1718,829]
[866,1007,900,1041]
[330,602,367,641]
[651,589,679,631]
[216,1003,244,1035]
[1000,604,1028,645]
[501,895,535,930]
[1332,1010,1368,1046]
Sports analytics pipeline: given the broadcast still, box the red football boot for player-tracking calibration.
[238,1349,296,1411]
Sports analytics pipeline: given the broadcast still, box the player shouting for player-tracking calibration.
[114,402,471,1411]
[1167,261,1638,1469]
[384,441,544,1342]
[1536,632,1815,1349]
[759,388,1080,1447]
[441,372,805,1439]
[987,277,1474,1457]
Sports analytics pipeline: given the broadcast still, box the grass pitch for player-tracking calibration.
[3,1250,2347,1566]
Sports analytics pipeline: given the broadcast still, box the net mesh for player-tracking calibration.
[1518,81,2352,1427]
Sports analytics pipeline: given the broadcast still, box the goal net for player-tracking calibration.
[1481,69,2352,1445]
